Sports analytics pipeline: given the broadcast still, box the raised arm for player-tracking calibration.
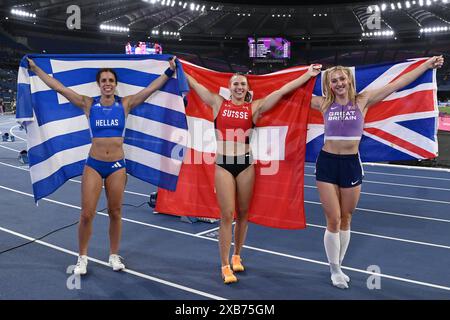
[123,56,178,112]
[27,57,92,112]
[185,73,223,114]
[310,96,325,111]
[253,64,321,118]
[362,55,444,109]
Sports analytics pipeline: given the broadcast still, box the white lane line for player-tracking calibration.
[195,222,235,237]
[0,184,205,238]
[195,220,450,250]
[359,191,450,205]
[352,180,450,191]
[196,227,220,236]
[0,144,22,153]
[0,225,226,300]
[0,144,450,191]
[304,185,450,204]
[0,141,27,144]
[364,162,450,173]
[304,200,450,223]
[306,222,450,250]
[1,160,449,223]
[238,243,450,292]
[72,178,450,224]
[304,173,450,191]
[9,125,27,141]
[1,184,450,292]
[5,134,450,176]
[3,141,448,190]
[363,171,450,181]
[305,164,450,180]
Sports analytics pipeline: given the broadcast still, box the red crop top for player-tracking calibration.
[214,100,254,143]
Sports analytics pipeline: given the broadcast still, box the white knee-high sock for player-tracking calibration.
[339,229,351,265]
[324,230,340,272]
[324,229,348,289]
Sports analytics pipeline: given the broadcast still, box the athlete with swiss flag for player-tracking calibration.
[185,64,321,284]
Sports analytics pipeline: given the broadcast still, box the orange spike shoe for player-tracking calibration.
[231,255,245,272]
[221,265,238,284]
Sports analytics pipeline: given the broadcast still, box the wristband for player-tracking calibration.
[164,68,175,78]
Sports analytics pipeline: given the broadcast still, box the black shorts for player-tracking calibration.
[216,153,253,178]
[315,150,364,188]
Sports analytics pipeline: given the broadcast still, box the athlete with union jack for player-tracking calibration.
[310,55,444,289]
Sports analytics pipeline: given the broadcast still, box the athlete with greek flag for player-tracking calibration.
[24,56,178,276]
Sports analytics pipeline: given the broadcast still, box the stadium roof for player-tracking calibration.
[1,0,450,43]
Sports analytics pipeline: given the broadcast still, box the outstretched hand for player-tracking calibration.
[308,64,322,77]
[26,57,36,71]
[169,56,177,71]
[426,55,444,69]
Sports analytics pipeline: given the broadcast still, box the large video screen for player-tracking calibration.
[248,37,290,59]
[125,41,162,54]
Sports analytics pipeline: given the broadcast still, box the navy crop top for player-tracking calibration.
[89,97,126,138]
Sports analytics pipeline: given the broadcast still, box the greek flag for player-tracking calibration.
[16,54,189,202]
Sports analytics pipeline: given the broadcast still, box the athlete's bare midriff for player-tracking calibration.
[322,140,360,155]
[89,137,124,161]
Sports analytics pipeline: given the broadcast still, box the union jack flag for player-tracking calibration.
[306,58,438,162]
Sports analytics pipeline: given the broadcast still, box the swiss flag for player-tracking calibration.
[156,61,316,229]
